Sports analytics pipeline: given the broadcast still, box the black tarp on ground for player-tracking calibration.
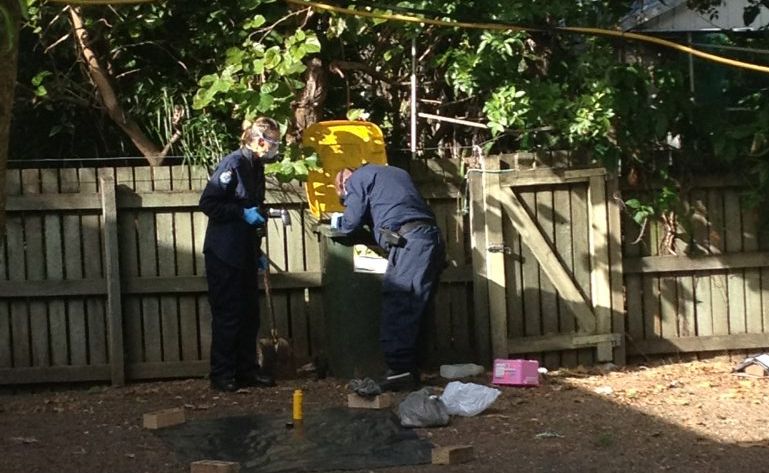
[155,407,433,472]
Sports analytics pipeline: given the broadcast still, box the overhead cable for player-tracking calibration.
[285,0,769,74]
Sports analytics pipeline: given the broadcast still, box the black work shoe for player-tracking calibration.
[236,372,276,388]
[210,377,238,393]
[379,370,421,392]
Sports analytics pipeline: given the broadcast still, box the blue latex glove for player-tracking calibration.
[257,254,269,272]
[242,207,265,225]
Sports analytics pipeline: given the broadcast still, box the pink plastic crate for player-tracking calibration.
[492,359,540,386]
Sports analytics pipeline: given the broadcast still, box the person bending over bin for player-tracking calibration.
[333,164,446,392]
[199,117,281,392]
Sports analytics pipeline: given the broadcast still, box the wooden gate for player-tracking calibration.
[469,155,625,367]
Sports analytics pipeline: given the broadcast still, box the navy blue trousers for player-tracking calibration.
[204,252,260,381]
[381,226,445,373]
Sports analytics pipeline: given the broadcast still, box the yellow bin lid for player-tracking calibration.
[303,120,388,217]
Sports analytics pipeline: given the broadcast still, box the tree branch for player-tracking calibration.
[68,6,165,165]
[328,59,399,86]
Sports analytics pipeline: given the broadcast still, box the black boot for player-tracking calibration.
[236,371,276,388]
[210,377,238,393]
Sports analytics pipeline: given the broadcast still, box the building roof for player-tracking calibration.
[621,0,769,32]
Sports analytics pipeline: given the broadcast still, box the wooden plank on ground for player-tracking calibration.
[42,169,68,366]
[22,168,49,368]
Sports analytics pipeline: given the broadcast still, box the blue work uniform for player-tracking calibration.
[336,164,445,373]
[199,147,266,383]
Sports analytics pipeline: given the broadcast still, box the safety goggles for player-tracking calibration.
[257,132,280,148]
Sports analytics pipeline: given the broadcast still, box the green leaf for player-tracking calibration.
[244,15,266,30]
[31,71,51,87]
[264,47,282,69]
[303,35,321,54]
[257,92,274,112]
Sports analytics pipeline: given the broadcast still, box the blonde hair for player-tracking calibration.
[240,117,280,146]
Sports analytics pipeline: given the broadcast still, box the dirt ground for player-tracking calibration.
[3,355,769,473]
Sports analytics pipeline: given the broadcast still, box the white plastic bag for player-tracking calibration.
[439,363,484,379]
[440,381,501,417]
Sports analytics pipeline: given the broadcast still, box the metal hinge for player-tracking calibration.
[487,244,512,254]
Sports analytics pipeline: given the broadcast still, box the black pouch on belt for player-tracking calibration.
[380,228,406,247]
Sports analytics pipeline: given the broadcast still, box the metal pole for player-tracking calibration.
[410,36,417,160]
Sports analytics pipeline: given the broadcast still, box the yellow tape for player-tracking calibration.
[286,0,769,74]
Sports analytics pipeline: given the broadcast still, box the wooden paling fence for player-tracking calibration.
[0,161,475,385]
[469,154,624,368]
[3,157,769,386]
[623,176,769,357]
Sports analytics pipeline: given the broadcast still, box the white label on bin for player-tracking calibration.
[494,364,505,378]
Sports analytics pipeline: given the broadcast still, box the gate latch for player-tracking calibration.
[487,244,512,254]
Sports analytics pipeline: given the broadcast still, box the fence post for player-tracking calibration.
[469,170,491,365]
[100,172,125,386]
[482,156,509,359]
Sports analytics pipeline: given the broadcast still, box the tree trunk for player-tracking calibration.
[68,6,166,165]
[0,0,22,235]
[289,57,327,144]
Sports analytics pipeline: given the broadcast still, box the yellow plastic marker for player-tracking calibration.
[292,389,304,422]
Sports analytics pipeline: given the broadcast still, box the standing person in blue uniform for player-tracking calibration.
[333,164,445,392]
[199,117,281,392]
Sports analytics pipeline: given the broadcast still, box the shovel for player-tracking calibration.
[257,264,292,378]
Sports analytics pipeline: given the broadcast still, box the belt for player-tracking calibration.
[397,219,436,235]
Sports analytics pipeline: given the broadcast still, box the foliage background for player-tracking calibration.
[8,0,769,225]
